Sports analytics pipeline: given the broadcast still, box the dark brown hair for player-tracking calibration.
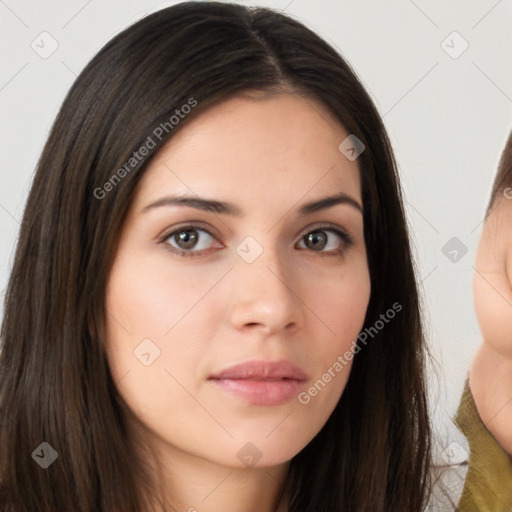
[0,2,433,510]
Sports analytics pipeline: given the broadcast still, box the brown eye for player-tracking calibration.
[162,225,219,257]
[297,226,354,256]
[304,231,328,250]
[173,229,200,250]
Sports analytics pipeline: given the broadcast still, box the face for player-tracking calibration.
[473,193,512,359]
[104,92,371,471]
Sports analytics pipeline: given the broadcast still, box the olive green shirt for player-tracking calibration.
[454,380,512,511]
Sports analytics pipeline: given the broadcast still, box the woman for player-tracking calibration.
[454,131,512,510]
[0,2,434,510]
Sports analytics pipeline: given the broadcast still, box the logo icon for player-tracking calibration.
[441,31,469,60]
[236,236,263,264]
[441,441,468,468]
[441,237,468,263]
[133,338,161,366]
[338,134,365,161]
[31,32,59,59]
[236,442,263,467]
[32,442,58,469]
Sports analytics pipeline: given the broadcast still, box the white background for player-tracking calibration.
[1,0,511,434]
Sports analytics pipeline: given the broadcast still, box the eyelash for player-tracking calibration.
[158,223,355,258]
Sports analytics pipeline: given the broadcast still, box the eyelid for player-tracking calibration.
[298,222,352,239]
[157,221,218,244]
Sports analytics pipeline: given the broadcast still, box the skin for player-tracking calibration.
[470,193,512,458]
[104,91,371,512]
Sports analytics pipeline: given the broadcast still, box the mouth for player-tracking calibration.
[208,359,308,406]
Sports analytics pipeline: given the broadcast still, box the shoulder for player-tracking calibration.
[453,379,512,511]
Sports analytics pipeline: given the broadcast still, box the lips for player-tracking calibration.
[209,359,308,380]
[208,360,308,405]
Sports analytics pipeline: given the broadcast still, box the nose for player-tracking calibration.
[228,243,302,336]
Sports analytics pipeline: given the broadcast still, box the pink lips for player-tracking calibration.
[209,360,308,405]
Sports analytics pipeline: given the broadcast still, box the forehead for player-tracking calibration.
[132,92,362,211]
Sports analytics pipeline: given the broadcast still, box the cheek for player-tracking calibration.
[104,249,226,351]
[310,263,371,351]
[103,260,212,437]
[296,264,371,403]
[473,270,512,358]
[103,255,204,393]
[103,248,230,376]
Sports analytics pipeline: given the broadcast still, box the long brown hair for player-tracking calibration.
[0,2,433,510]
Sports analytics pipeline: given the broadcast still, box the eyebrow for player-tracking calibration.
[141,191,363,216]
